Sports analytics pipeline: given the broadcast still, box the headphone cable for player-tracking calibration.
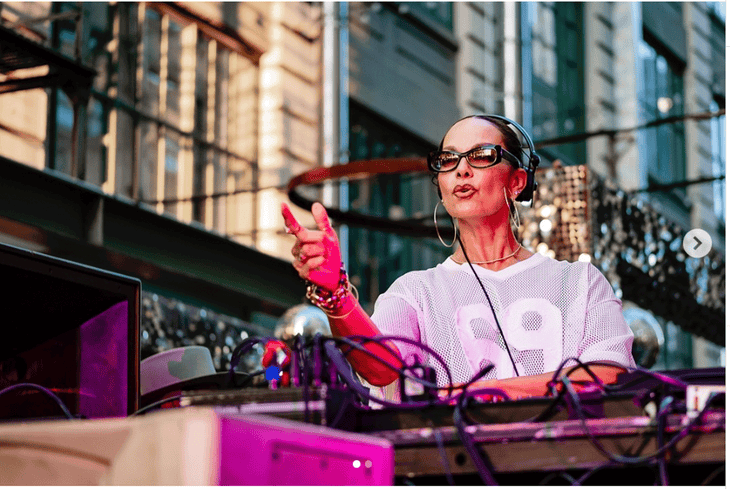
[457,233,520,377]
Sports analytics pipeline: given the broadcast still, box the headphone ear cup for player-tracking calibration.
[516,169,536,202]
[530,153,541,168]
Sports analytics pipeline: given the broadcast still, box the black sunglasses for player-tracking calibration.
[427,145,522,173]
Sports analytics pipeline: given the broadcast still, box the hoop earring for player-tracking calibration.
[434,200,457,247]
[504,189,521,230]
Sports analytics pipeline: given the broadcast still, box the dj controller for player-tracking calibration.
[173,367,725,485]
[0,317,725,486]
[0,243,723,485]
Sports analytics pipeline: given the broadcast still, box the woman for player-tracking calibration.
[281,115,635,401]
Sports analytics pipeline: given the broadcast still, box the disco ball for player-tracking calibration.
[274,304,331,341]
[624,306,665,369]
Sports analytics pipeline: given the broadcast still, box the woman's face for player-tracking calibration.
[437,118,526,222]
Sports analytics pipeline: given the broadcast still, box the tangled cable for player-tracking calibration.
[139,334,722,486]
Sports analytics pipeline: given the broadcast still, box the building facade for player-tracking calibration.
[0,1,326,364]
[0,2,724,369]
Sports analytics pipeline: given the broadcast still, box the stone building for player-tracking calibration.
[0,2,724,369]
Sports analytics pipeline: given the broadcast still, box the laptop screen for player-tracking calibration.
[0,242,140,419]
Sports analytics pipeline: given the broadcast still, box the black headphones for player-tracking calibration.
[435,114,540,204]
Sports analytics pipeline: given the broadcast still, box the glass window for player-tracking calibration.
[162,137,178,217]
[87,98,108,182]
[658,321,694,370]
[707,2,726,21]
[53,90,74,175]
[526,2,585,166]
[165,19,183,124]
[638,36,685,195]
[43,3,260,242]
[137,120,158,202]
[710,100,725,224]
[533,3,557,87]
[141,9,162,117]
[403,2,453,31]
[52,2,79,59]
[347,101,445,309]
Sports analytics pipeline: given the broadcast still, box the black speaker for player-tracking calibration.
[0,242,140,419]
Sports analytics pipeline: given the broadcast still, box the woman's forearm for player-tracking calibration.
[280,202,402,386]
[327,292,402,387]
[447,365,626,400]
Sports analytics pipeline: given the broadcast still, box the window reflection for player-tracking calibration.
[638,37,685,195]
[39,3,261,241]
[527,2,584,166]
[710,100,725,223]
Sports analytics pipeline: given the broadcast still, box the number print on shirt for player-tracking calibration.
[455,299,563,379]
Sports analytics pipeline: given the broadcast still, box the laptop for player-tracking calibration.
[0,242,140,419]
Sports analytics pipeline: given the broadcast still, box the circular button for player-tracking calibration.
[265,365,281,381]
[683,229,712,258]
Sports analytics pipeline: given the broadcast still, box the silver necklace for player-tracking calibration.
[451,244,521,265]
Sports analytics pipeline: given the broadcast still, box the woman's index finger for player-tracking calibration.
[311,202,333,235]
[281,202,304,237]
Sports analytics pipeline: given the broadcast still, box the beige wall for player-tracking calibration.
[583,2,618,182]
[0,2,53,169]
[454,2,504,118]
[254,2,322,260]
[605,2,643,192]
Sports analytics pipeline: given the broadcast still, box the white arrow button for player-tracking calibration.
[683,229,712,258]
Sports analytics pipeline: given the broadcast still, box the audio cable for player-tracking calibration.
[457,233,520,377]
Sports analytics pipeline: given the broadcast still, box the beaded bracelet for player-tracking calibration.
[324,284,359,320]
[305,263,351,315]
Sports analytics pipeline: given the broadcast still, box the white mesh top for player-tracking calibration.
[369,253,635,397]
